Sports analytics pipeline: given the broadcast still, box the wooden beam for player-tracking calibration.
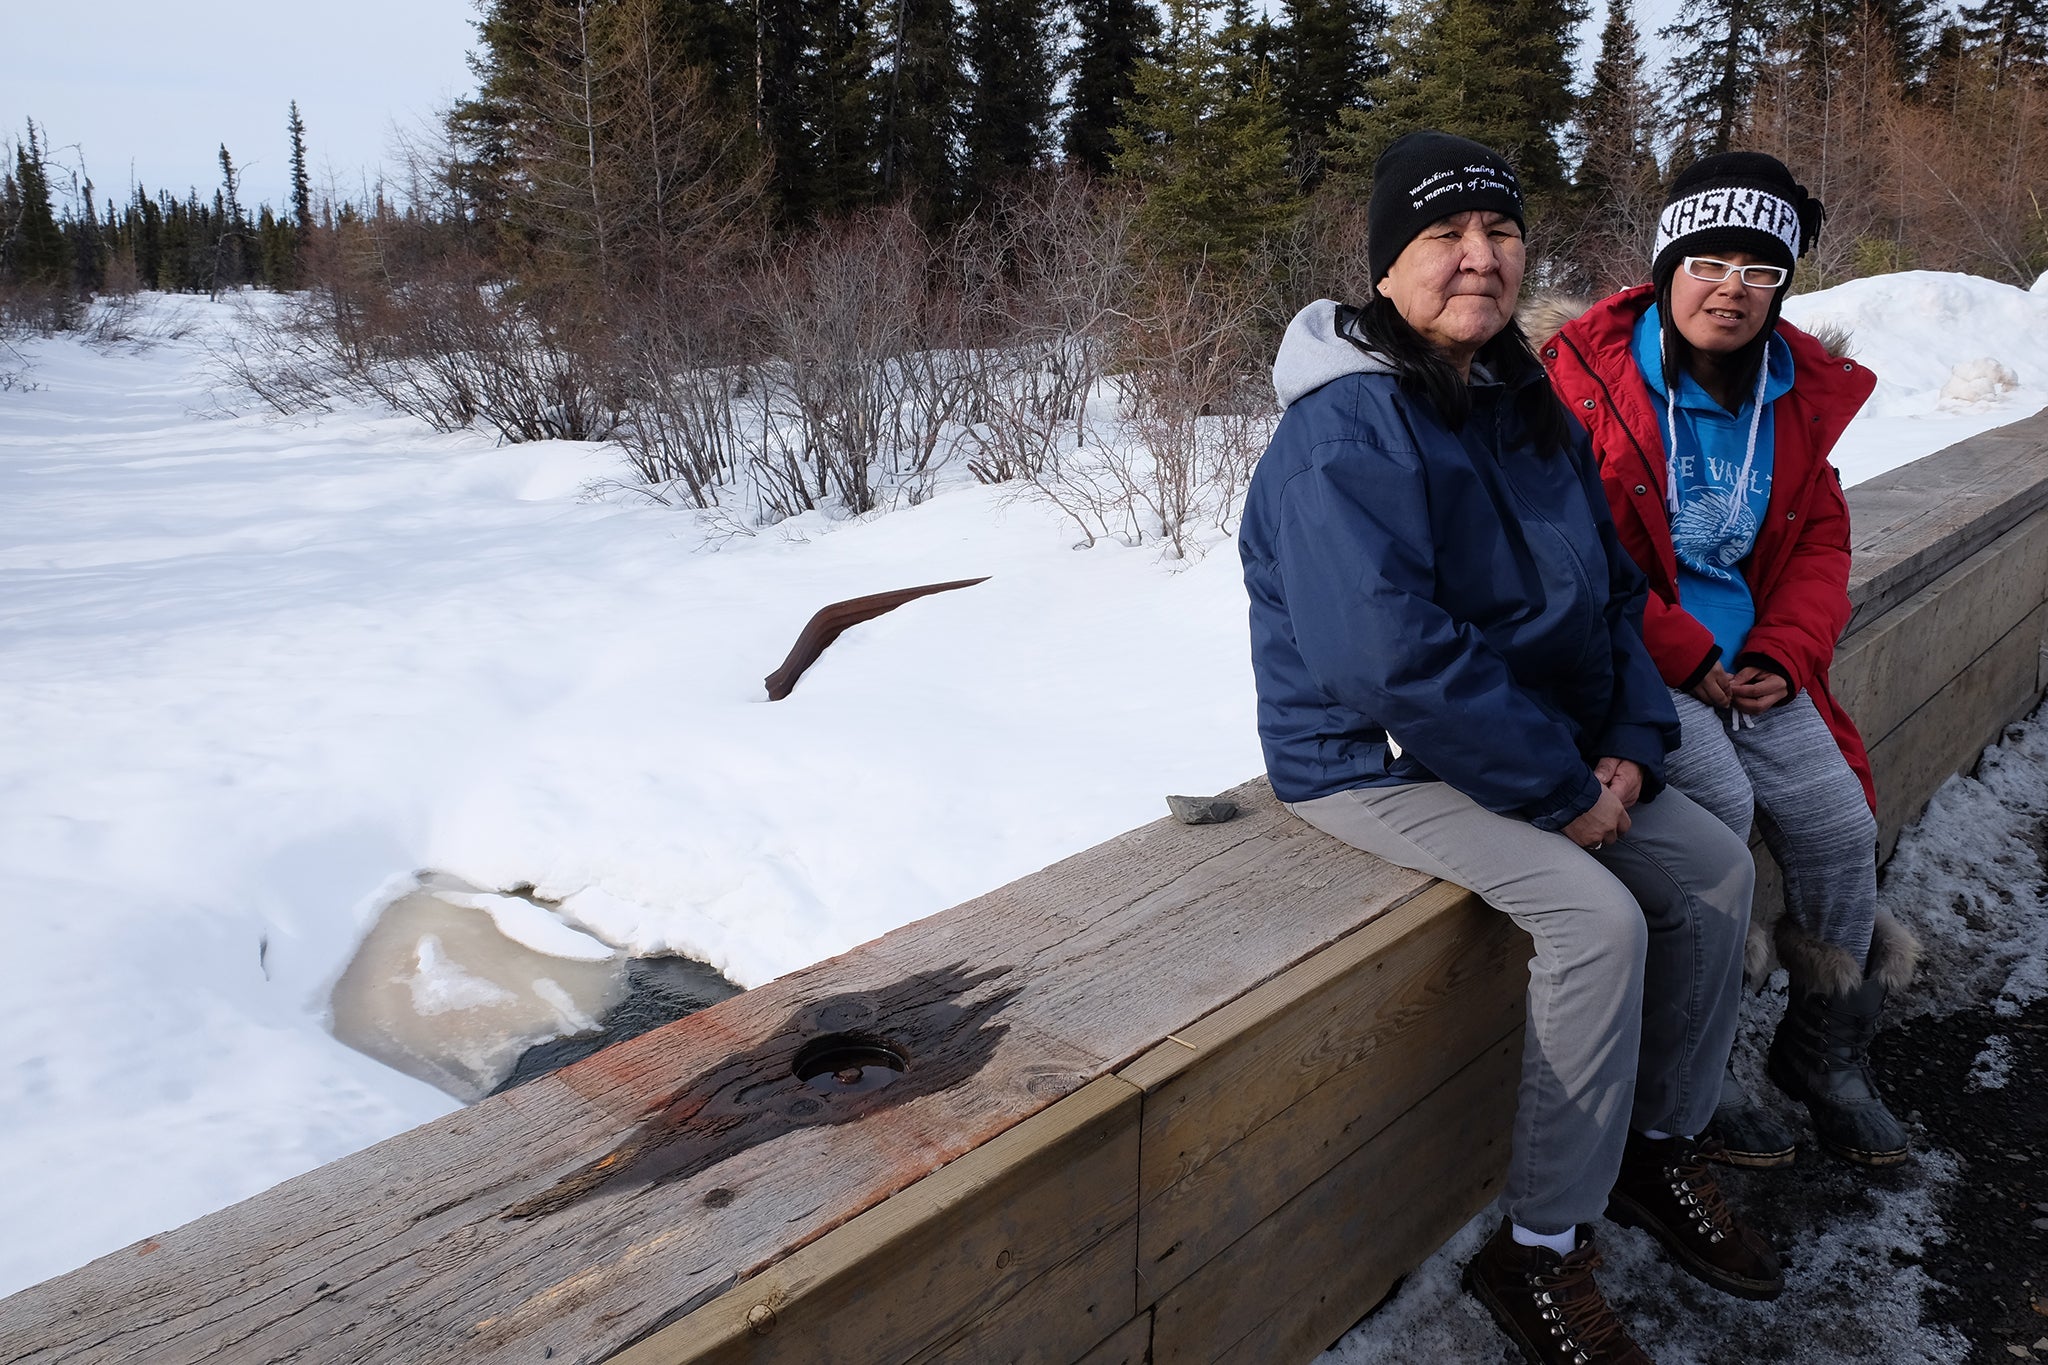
[1833,507,2048,747]
[1121,884,1525,1304]
[1842,410,2048,635]
[608,1076,1141,1365]
[1866,600,2048,857]
[1149,1035,1521,1365]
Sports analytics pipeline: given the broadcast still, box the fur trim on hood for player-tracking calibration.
[1272,299,1396,410]
[1518,291,1593,349]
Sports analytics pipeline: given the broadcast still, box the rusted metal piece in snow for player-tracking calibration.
[763,577,990,700]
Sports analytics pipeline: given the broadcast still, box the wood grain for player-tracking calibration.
[1149,1035,1521,1365]
[1865,600,2047,857]
[608,1077,1140,1365]
[1833,507,2048,747]
[1122,884,1526,1303]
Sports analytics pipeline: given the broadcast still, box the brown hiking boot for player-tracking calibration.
[1462,1218,1652,1365]
[1606,1131,1783,1300]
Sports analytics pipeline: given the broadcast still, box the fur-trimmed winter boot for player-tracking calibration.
[1766,913,1920,1166]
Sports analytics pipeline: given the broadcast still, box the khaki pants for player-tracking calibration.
[1289,781,1754,1234]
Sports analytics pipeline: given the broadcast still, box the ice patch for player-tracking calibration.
[1968,1034,2012,1089]
[406,935,518,1015]
[328,887,628,1101]
[435,890,618,961]
[1881,713,2048,1021]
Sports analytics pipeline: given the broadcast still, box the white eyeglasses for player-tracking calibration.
[1682,256,1789,288]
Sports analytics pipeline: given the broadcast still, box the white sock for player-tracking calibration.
[1510,1223,1578,1256]
[1640,1129,1675,1141]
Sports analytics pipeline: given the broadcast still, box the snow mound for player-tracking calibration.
[1939,357,2021,405]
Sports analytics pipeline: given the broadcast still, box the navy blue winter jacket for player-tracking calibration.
[1240,300,1679,831]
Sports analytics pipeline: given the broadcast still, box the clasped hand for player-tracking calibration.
[1561,756,1642,851]
[1690,661,1789,714]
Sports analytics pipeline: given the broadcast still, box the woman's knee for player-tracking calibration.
[1528,884,1649,980]
[1675,762,1755,842]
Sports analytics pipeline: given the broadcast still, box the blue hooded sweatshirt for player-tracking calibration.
[1239,300,1679,830]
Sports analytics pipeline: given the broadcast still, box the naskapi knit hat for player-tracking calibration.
[1368,131,1525,287]
[1651,152,1825,286]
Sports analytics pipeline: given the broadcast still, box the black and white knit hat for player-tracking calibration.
[1651,152,1824,285]
[1368,131,1525,286]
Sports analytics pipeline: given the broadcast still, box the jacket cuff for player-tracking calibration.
[1526,768,1605,833]
[1595,724,1671,803]
[1677,643,1723,693]
[1733,651,1795,699]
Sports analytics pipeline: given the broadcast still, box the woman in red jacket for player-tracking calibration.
[1543,153,1920,1169]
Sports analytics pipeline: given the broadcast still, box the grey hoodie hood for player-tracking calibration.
[1272,299,1396,410]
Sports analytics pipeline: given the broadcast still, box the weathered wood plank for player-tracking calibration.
[1833,507,2048,747]
[1842,410,2048,633]
[1149,1035,1521,1365]
[866,783,1438,1067]
[1074,1313,1152,1365]
[898,1221,1137,1365]
[608,1077,1140,1365]
[1121,884,1526,1303]
[1867,600,2047,857]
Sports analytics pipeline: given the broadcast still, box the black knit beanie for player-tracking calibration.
[1650,151,1825,288]
[1367,131,1525,287]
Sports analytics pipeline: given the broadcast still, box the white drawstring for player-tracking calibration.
[1659,324,1771,531]
[1721,355,1771,534]
[1658,329,1680,518]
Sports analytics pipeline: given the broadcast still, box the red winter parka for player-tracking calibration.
[1542,284,1878,809]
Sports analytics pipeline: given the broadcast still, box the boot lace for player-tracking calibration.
[1662,1140,1740,1244]
[1529,1244,1633,1364]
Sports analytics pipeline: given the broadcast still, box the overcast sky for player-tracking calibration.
[2,1,481,215]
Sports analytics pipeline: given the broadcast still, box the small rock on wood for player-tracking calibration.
[1167,794,1239,825]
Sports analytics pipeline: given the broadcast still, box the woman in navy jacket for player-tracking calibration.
[1241,132,1774,1365]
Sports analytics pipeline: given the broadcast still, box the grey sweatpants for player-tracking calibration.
[1289,781,1753,1235]
[1665,690,1879,964]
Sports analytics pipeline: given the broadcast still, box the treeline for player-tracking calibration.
[5,0,2044,542]
[1,104,321,329]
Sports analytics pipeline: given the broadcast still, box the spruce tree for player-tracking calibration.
[1575,0,1657,195]
[1958,0,2048,84]
[3,122,70,291]
[1067,0,1162,173]
[288,101,313,232]
[1113,0,1301,266]
[1570,0,1663,289]
[1661,0,1770,155]
[963,0,1060,203]
[1274,0,1390,176]
[1333,0,1586,191]
[876,0,966,209]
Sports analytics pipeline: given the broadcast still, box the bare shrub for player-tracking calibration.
[1024,254,1277,562]
[960,176,1139,485]
[743,205,978,519]
[219,218,626,443]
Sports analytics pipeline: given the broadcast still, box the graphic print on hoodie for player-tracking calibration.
[1631,303,1795,662]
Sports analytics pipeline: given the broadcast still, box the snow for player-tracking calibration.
[1782,271,2048,486]
[1,271,2045,1303]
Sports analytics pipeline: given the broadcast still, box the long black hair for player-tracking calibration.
[1337,294,1573,457]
